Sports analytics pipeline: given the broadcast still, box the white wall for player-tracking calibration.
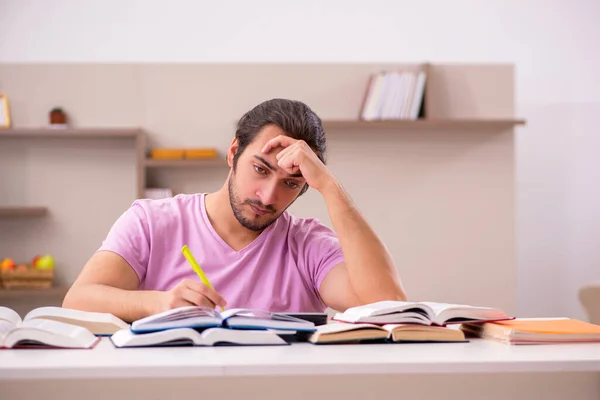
[1,0,599,320]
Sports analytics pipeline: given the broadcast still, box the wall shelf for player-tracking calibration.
[322,119,526,130]
[144,158,228,168]
[0,128,142,138]
[0,206,48,218]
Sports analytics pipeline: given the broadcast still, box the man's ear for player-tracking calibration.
[227,137,239,168]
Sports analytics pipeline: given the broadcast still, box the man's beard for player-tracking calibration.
[228,174,279,232]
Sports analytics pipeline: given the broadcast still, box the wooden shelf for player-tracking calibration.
[0,128,142,138]
[145,158,228,168]
[0,206,48,218]
[322,119,526,130]
[0,286,69,299]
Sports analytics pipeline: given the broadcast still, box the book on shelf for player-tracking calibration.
[308,322,466,344]
[130,306,317,333]
[360,69,426,121]
[0,306,100,349]
[0,306,129,336]
[111,326,288,348]
[332,300,511,326]
[460,318,600,345]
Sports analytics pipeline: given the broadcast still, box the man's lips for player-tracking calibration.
[249,204,271,216]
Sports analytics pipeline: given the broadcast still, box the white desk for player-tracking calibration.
[2,338,600,400]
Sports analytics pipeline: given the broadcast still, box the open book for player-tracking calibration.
[0,306,129,336]
[111,327,288,347]
[308,322,466,344]
[0,307,100,349]
[333,300,511,326]
[130,306,317,333]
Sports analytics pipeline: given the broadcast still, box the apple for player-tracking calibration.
[35,255,55,270]
[1,258,15,271]
[32,255,41,266]
[16,264,28,272]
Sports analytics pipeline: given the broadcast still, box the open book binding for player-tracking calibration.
[130,306,317,333]
[333,300,512,326]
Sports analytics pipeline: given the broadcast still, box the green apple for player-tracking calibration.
[35,255,55,270]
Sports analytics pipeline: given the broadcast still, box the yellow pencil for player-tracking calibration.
[181,245,225,311]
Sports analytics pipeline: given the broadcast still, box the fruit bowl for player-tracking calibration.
[0,255,55,289]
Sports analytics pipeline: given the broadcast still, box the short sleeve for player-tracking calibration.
[97,201,151,283]
[296,218,345,295]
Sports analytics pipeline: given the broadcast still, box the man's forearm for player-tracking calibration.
[321,181,406,303]
[63,284,159,323]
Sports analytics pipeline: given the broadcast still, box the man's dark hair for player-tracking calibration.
[234,98,326,172]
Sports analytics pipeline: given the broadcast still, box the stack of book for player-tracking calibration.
[308,300,510,344]
[460,318,600,345]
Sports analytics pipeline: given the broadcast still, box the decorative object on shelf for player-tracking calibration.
[0,254,55,289]
[184,148,218,159]
[49,107,68,129]
[150,148,184,160]
[149,148,219,160]
[0,93,11,128]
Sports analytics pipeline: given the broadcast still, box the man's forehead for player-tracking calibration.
[252,125,287,146]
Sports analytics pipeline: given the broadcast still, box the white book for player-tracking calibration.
[333,300,511,326]
[0,306,129,336]
[111,327,288,347]
[0,307,100,349]
[409,71,427,119]
[361,72,386,120]
[381,71,403,120]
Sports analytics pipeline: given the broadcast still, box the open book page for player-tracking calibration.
[23,306,130,335]
[131,306,222,333]
[333,301,511,326]
[419,302,511,325]
[0,307,22,342]
[332,301,431,324]
[3,319,99,349]
[336,301,418,317]
[221,309,317,331]
[0,306,22,326]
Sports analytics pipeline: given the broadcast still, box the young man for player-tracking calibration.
[63,99,406,322]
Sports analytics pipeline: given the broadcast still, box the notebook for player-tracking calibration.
[308,322,466,344]
[111,326,288,347]
[0,306,129,336]
[332,300,511,326]
[460,318,600,344]
[130,306,317,333]
[0,307,99,349]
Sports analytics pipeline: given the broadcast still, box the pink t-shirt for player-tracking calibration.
[97,193,344,312]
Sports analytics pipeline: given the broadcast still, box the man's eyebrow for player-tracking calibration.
[254,155,303,178]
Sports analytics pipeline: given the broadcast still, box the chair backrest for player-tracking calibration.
[579,283,600,324]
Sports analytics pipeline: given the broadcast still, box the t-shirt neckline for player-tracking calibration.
[200,193,276,256]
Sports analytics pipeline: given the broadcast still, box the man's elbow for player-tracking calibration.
[62,285,86,310]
